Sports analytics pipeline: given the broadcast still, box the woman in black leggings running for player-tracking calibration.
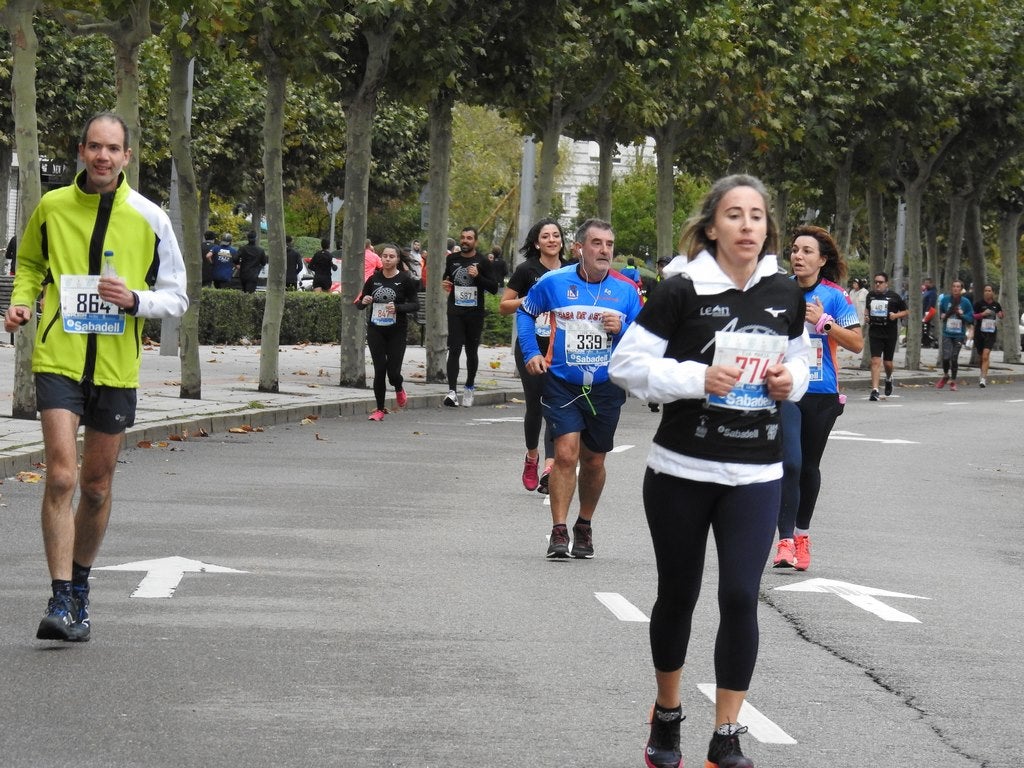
[610,175,811,768]
[358,244,419,422]
[774,226,862,571]
[499,218,566,493]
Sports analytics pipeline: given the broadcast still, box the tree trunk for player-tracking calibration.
[652,118,681,261]
[3,0,42,420]
[0,141,12,250]
[106,0,151,190]
[774,188,789,241]
[998,207,1022,364]
[258,42,287,394]
[833,151,854,256]
[965,197,986,293]
[903,180,926,370]
[167,40,202,399]
[338,26,394,388]
[945,192,968,288]
[595,131,614,223]
[533,116,562,221]
[199,175,212,234]
[861,186,885,370]
[113,41,143,189]
[923,212,939,287]
[425,91,454,383]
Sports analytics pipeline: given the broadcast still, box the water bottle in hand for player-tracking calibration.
[102,250,117,278]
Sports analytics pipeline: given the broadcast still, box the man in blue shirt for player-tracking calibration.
[517,219,643,559]
[936,279,974,391]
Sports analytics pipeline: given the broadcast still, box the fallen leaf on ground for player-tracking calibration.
[16,471,43,483]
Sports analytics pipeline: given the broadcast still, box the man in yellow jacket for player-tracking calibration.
[4,112,188,643]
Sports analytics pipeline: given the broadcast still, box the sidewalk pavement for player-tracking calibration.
[2,339,1022,478]
[0,340,525,479]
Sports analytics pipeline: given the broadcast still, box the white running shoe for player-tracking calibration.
[461,387,475,407]
[443,390,459,407]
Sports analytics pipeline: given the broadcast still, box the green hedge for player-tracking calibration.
[144,287,515,346]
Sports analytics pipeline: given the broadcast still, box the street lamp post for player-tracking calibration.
[324,194,343,251]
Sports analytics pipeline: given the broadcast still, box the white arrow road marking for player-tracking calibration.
[95,556,247,598]
[595,592,650,622]
[697,684,797,745]
[774,578,929,622]
[829,430,917,444]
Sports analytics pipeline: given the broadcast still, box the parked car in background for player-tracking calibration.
[297,257,342,294]
[253,259,342,293]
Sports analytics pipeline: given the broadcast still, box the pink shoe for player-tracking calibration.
[949,380,958,392]
[773,538,796,568]
[794,534,812,571]
[396,389,408,408]
[368,409,385,422]
[522,454,540,491]
[936,377,947,389]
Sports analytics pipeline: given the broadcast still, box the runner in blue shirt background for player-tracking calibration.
[936,279,974,391]
[774,225,863,572]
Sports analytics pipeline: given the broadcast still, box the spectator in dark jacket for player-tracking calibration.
[234,231,267,292]
[285,235,301,289]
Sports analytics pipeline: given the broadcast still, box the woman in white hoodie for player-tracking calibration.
[609,175,810,768]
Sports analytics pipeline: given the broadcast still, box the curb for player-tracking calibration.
[0,389,517,480]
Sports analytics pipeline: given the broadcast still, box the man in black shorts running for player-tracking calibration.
[865,272,908,401]
[4,113,188,642]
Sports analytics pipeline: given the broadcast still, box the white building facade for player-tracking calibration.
[552,136,657,227]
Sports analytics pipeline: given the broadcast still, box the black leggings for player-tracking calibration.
[366,324,407,410]
[778,394,844,538]
[941,337,963,378]
[447,313,485,390]
[644,469,779,691]
[513,340,554,459]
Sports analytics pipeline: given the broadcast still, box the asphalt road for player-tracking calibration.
[1,382,1020,768]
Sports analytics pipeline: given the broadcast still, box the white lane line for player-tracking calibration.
[829,435,918,444]
[697,684,797,745]
[609,444,634,453]
[595,592,650,622]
